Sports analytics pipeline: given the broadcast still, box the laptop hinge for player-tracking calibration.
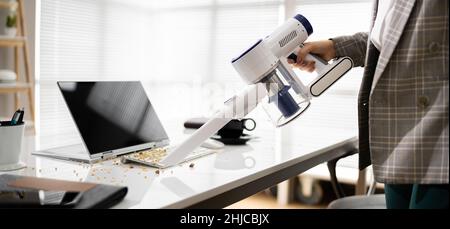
[100,151,117,160]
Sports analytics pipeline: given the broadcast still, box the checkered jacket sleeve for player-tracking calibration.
[332,32,369,68]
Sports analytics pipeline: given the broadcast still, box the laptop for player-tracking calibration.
[33,81,220,169]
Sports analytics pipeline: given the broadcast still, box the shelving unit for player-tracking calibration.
[0,35,25,46]
[0,0,35,132]
[0,1,12,8]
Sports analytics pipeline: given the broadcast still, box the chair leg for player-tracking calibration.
[327,157,346,199]
[355,169,367,195]
[367,175,377,196]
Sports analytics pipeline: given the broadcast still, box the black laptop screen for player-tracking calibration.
[57,82,169,155]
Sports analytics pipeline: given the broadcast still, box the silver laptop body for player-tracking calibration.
[33,81,213,167]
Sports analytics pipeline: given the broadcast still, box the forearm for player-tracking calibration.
[332,32,369,67]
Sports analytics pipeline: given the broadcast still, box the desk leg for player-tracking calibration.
[277,178,295,205]
[355,168,367,195]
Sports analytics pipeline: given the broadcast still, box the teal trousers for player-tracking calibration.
[385,184,449,209]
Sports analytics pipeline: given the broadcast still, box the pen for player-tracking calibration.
[10,108,22,125]
[17,108,25,124]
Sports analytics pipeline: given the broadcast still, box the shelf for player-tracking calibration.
[1,0,35,133]
[0,82,32,93]
[0,2,8,8]
[0,1,14,9]
[0,36,26,47]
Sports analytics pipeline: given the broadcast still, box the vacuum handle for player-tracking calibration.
[309,57,353,97]
[287,46,354,97]
[287,46,329,73]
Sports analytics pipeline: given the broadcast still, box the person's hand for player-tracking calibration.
[287,40,336,72]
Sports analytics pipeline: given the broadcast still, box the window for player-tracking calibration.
[38,0,372,148]
[289,0,372,132]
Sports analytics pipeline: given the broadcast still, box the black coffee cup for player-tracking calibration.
[218,119,256,139]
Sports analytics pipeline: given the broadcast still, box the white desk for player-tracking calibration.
[2,120,357,209]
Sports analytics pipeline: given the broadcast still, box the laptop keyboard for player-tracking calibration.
[124,147,216,166]
[127,148,169,164]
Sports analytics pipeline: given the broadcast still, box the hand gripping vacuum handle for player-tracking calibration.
[287,52,328,72]
[288,50,353,97]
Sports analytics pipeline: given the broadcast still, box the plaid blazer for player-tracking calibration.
[333,0,448,184]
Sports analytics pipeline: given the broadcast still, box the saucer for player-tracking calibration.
[211,134,256,145]
[0,162,27,172]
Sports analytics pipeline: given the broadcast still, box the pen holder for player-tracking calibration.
[0,122,26,171]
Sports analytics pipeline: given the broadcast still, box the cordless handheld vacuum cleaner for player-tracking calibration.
[160,14,353,166]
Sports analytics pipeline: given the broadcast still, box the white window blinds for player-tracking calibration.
[39,0,372,147]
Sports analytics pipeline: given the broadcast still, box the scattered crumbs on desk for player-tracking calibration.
[189,163,195,168]
[129,166,134,169]
[155,170,160,175]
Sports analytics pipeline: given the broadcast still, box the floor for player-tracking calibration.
[226,192,326,209]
